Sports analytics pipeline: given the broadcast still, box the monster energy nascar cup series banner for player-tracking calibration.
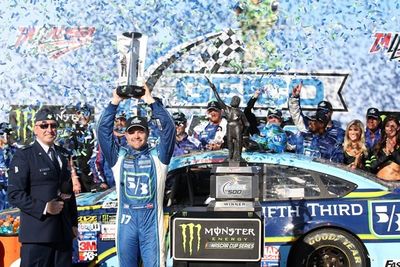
[172,217,262,261]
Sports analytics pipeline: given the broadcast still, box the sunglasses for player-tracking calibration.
[36,123,58,130]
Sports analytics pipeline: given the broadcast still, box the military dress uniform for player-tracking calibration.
[7,109,78,267]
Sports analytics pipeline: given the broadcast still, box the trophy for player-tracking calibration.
[116,32,148,98]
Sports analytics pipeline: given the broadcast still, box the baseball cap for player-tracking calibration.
[77,104,91,117]
[207,101,221,112]
[125,116,148,132]
[35,108,57,122]
[317,101,333,112]
[366,107,380,119]
[172,112,187,123]
[267,108,282,119]
[115,112,127,120]
[309,111,330,125]
[0,122,13,135]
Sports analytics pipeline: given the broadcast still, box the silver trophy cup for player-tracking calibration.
[116,32,148,98]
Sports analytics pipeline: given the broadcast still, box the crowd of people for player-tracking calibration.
[170,82,400,181]
[0,84,399,210]
[0,82,399,266]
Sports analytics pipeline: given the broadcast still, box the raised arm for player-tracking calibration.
[96,89,121,168]
[142,84,176,165]
[288,83,308,133]
[205,76,228,110]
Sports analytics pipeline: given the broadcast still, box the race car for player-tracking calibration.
[1,150,400,267]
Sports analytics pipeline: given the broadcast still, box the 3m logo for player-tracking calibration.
[78,240,97,252]
[180,223,202,256]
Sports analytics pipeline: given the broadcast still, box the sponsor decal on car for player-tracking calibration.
[369,200,400,237]
[78,223,101,232]
[102,201,118,209]
[101,213,117,223]
[264,203,363,218]
[385,260,400,267]
[78,240,98,262]
[77,215,98,224]
[262,246,280,261]
[79,231,97,241]
[100,224,116,241]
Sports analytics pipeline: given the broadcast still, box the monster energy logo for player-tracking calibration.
[180,223,202,256]
[11,108,37,143]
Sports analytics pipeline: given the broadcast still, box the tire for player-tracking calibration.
[287,228,369,267]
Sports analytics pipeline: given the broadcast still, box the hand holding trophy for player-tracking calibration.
[116,32,148,98]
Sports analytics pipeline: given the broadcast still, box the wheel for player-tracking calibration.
[288,228,369,267]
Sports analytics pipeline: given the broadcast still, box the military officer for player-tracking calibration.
[7,108,78,267]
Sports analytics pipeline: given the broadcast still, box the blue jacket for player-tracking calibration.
[288,95,345,145]
[288,131,344,163]
[365,128,381,150]
[97,100,175,206]
[8,142,78,242]
[173,134,201,156]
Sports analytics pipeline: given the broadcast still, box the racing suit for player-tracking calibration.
[193,118,227,149]
[97,100,175,267]
[288,95,345,144]
[173,134,201,157]
[288,96,343,162]
[288,131,344,162]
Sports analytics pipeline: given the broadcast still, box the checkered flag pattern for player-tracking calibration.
[200,29,244,73]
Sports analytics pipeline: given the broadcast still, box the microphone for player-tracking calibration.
[58,180,73,201]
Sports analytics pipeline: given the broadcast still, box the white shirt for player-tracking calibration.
[36,139,62,168]
[35,139,63,215]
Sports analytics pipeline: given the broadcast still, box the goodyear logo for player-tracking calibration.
[369,200,400,237]
[180,223,201,256]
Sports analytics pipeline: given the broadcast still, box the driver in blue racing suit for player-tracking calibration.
[97,85,175,267]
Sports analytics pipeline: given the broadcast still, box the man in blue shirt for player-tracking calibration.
[97,85,175,267]
[193,101,227,150]
[172,112,200,156]
[288,105,344,163]
[365,107,382,150]
[289,83,345,146]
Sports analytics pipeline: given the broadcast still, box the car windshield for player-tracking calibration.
[313,157,400,190]
[165,160,364,208]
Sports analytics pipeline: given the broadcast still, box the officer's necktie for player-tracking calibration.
[49,147,61,172]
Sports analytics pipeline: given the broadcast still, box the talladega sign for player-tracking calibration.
[146,30,348,117]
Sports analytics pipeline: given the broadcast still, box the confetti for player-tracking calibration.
[0,0,398,131]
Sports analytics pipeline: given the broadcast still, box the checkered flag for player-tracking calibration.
[200,29,244,73]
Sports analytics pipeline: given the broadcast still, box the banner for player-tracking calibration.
[9,105,94,145]
[172,217,262,261]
